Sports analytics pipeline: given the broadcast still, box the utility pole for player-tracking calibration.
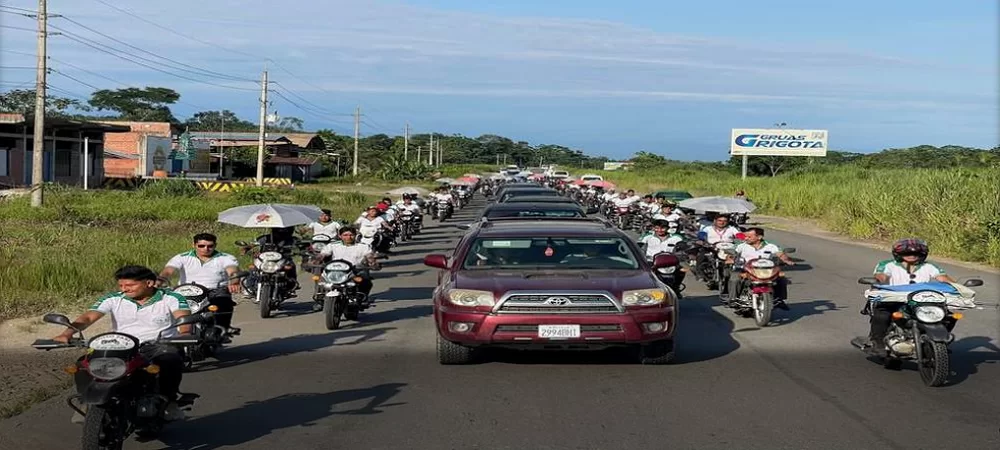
[416,145,421,163]
[30,0,47,207]
[255,69,268,187]
[352,105,360,176]
[437,140,442,166]
[403,122,409,160]
[428,133,434,165]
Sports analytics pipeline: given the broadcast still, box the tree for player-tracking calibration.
[273,116,304,132]
[0,89,90,117]
[184,110,256,131]
[88,87,180,122]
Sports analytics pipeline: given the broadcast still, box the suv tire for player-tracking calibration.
[437,334,475,364]
[638,340,675,365]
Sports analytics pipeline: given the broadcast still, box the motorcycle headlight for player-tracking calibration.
[915,306,946,323]
[750,268,778,279]
[87,357,128,381]
[312,243,327,253]
[657,266,676,274]
[257,260,281,273]
[622,288,668,306]
[446,289,495,307]
[172,285,205,298]
[323,270,351,285]
[189,299,209,314]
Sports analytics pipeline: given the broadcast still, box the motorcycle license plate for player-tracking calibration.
[538,324,580,339]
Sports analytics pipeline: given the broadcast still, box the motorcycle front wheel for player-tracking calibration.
[258,283,273,319]
[82,404,125,450]
[918,340,950,387]
[324,296,343,330]
[753,292,773,327]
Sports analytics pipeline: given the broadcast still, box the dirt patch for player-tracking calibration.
[0,313,110,419]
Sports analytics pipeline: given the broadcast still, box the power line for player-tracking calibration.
[0,24,37,32]
[0,5,36,14]
[50,68,101,91]
[53,28,258,91]
[270,81,355,117]
[56,16,257,83]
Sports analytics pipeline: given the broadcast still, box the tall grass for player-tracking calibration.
[0,186,380,321]
[593,166,1000,268]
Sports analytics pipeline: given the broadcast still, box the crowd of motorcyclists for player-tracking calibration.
[33,169,985,441]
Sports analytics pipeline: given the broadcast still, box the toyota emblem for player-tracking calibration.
[543,296,571,306]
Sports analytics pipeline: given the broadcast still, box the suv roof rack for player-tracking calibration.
[478,215,614,229]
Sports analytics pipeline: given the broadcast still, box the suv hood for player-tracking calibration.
[453,270,657,298]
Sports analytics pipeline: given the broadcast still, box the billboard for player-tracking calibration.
[140,136,172,176]
[730,129,828,157]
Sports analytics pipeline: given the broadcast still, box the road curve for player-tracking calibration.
[1,199,998,450]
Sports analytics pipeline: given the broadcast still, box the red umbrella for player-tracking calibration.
[586,180,616,189]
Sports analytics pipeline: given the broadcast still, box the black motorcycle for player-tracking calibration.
[32,313,210,449]
[399,210,418,241]
[312,258,381,330]
[237,240,301,319]
[167,273,246,369]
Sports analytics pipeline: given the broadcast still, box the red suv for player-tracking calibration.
[423,217,681,364]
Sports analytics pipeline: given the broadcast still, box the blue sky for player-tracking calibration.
[1,0,997,160]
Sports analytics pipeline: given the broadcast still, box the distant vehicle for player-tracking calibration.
[550,170,570,179]
[526,167,546,174]
[653,190,694,203]
[502,165,521,176]
[498,189,561,203]
[492,185,558,202]
[460,203,588,229]
[424,217,681,364]
[579,174,604,182]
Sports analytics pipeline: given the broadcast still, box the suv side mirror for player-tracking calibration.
[857,277,878,285]
[423,254,449,270]
[456,223,471,230]
[652,253,679,269]
[963,279,984,287]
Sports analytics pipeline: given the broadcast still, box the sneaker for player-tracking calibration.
[163,402,186,421]
[774,299,790,311]
[70,408,86,424]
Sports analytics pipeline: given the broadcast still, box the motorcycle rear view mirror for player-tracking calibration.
[963,278,984,287]
[235,240,249,247]
[782,247,796,254]
[172,314,205,327]
[43,313,73,328]
[857,277,878,285]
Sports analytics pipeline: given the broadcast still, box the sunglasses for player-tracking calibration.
[196,244,216,248]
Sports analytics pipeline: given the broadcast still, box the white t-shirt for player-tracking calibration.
[641,201,659,214]
[874,260,946,285]
[701,225,742,245]
[613,197,637,208]
[319,242,374,266]
[89,289,190,343]
[165,250,240,288]
[434,193,453,202]
[640,234,684,258]
[602,193,616,201]
[397,203,421,214]
[356,215,387,228]
[734,241,783,261]
[308,221,342,237]
[653,212,682,222]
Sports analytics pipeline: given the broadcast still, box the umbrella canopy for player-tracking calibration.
[572,179,589,185]
[218,203,322,228]
[435,177,456,184]
[456,176,478,183]
[386,186,430,196]
[463,173,482,179]
[678,196,757,214]
[528,173,545,180]
[450,180,474,186]
[586,180,616,189]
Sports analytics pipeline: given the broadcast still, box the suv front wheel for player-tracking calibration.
[437,334,476,365]
[637,340,675,365]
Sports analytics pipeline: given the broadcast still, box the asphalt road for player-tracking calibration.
[2,200,999,450]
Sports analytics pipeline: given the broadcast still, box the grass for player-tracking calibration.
[0,379,73,419]
[0,181,378,322]
[581,165,1000,268]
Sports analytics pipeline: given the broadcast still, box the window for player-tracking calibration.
[462,237,639,270]
[55,149,72,177]
[0,149,8,177]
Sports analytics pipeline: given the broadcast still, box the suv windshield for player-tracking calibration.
[462,237,639,270]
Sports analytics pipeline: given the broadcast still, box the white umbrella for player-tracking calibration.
[387,186,430,195]
[678,196,756,214]
[218,203,322,228]
[435,177,456,184]
[450,180,474,186]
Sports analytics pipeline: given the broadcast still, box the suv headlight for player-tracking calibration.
[622,289,668,306]
[915,306,945,323]
[446,289,495,307]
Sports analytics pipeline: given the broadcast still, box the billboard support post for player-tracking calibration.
[741,154,748,180]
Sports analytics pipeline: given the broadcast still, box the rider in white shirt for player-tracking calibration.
[639,194,660,215]
[355,206,389,229]
[700,214,742,245]
[612,192,638,208]
[302,209,341,238]
[316,226,378,301]
[725,227,793,309]
[652,204,682,223]
[602,189,617,202]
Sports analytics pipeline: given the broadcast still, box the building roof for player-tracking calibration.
[266,156,321,166]
[0,113,131,132]
[282,133,325,149]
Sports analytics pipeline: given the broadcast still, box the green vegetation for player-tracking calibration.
[0,181,377,322]
[576,146,1000,268]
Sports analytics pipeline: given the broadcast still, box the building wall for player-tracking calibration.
[101,122,172,178]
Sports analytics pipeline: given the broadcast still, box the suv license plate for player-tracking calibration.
[538,324,580,339]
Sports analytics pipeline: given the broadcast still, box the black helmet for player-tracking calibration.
[892,238,929,263]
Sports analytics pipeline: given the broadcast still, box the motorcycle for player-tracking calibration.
[692,240,737,291]
[167,272,246,369]
[647,250,686,296]
[237,240,299,319]
[32,312,209,448]
[399,210,417,241]
[851,278,983,387]
[312,258,382,330]
[725,248,795,326]
[436,199,452,222]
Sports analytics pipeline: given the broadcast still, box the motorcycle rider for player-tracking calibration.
[639,220,687,289]
[158,233,241,332]
[727,227,794,310]
[432,187,455,216]
[300,209,341,238]
[653,203,683,223]
[864,239,956,356]
[640,194,660,215]
[700,214,742,245]
[253,226,300,291]
[53,265,190,423]
[612,191,637,208]
[315,226,379,301]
